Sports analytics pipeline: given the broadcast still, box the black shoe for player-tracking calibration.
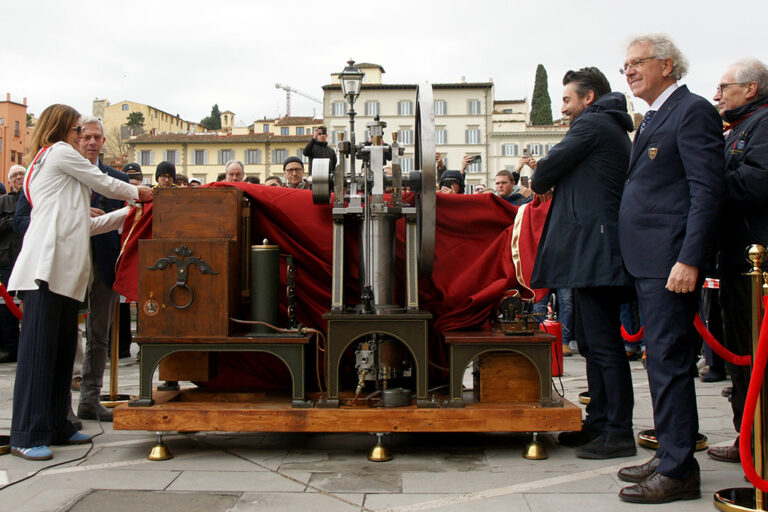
[619,469,701,504]
[722,386,733,398]
[576,431,636,459]
[618,456,661,483]
[558,422,602,447]
[701,369,726,382]
[77,402,113,421]
[0,351,17,363]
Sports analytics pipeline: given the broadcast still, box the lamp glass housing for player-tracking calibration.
[340,61,364,103]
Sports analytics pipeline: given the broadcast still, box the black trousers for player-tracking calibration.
[574,287,634,434]
[719,264,752,431]
[635,277,700,479]
[10,282,79,447]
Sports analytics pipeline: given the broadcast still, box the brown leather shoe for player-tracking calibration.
[707,439,740,463]
[619,470,701,504]
[617,456,661,483]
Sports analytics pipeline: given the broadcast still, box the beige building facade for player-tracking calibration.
[93,99,205,162]
[128,133,311,184]
[323,63,494,184]
[322,63,576,190]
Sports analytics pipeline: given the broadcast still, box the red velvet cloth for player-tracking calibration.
[114,183,549,390]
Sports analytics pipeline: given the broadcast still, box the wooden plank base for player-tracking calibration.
[114,389,582,433]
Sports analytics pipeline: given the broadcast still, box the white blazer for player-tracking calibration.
[8,142,138,301]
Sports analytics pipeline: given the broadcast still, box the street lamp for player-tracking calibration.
[338,59,365,155]
[340,59,364,106]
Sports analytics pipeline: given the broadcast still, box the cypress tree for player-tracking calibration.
[530,64,553,126]
[201,104,222,130]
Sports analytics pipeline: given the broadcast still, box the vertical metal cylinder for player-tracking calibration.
[359,215,396,310]
[250,242,279,334]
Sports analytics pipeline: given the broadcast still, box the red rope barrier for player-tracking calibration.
[740,295,768,493]
[621,325,645,343]
[0,281,22,321]
[694,313,751,366]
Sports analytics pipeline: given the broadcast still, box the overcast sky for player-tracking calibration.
[5,0,766,125]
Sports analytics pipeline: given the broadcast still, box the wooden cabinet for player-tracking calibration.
[138,239,241,338]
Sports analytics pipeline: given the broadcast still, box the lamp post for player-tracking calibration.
[339,59,364,148]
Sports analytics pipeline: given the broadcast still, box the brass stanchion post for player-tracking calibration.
[714,244,768,512]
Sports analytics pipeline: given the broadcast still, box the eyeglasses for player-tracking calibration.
[619,56,658,75]
[285,168,303,174]
[717,82,746,94]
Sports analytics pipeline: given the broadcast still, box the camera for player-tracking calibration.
[470,155,481,164]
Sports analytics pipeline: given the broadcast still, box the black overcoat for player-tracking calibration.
[530,92,634,289]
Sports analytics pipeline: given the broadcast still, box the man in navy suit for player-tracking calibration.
[76,116,129,422]
[616,34,725,504]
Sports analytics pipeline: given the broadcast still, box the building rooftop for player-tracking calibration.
[273,116,322,126]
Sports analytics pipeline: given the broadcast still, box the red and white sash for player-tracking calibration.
[24,145,52,208]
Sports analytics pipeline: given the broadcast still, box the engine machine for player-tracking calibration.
[116,61,580,460]
[310,76,437,407]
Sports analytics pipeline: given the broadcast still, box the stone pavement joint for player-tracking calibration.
[197,438,378,512]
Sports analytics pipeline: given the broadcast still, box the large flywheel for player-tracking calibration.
[414,83,436,277]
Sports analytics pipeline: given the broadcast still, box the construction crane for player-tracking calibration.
[275,83,322,117]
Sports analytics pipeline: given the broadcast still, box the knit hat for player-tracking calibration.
[282,156,304,170]
[155,161,176,181]
[439,170,465,194]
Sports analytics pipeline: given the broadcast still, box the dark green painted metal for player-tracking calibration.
[447,340,560,408]
[323,312,432,407]
[129,341,308,407]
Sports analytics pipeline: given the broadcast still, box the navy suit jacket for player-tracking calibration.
[618,85,725,279]
[91,161,129,287]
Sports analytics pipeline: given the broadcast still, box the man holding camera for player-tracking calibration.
[531,67,636,459]
[494,170,532,205]
[303,126,337,173]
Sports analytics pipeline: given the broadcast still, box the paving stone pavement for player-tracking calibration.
[0,339,747,512]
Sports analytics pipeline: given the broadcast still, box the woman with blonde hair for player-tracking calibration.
[8,104,152,460]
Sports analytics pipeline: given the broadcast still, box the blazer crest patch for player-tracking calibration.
[648,147,658,160]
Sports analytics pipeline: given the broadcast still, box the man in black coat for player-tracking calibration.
[303,126,337,173]
[706,58,768,463]
[616,34,724,504]
[531,67,635,459]
[0,166,26,363]
[76,117,130,422]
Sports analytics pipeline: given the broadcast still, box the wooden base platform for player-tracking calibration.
[114,389,582,433]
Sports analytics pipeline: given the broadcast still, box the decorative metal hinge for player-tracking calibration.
[145,244,218,309]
